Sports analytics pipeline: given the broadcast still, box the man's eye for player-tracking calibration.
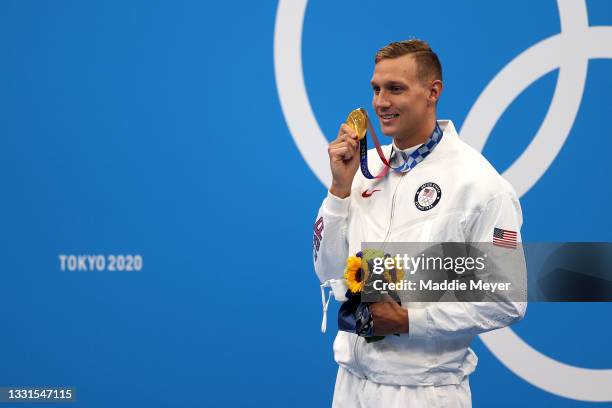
[372,87,380,94]
[391,86,402,92]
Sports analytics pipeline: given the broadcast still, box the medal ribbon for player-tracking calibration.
[359,116,443,179]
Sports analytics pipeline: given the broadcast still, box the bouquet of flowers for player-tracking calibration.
[338,249,404,343]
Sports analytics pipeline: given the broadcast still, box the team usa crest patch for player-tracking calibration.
[414,182,441,211]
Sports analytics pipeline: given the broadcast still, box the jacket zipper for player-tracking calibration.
[353,173,406,378]
[383,173,406,243]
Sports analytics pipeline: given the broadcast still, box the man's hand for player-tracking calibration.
[328,124,360,199]
[370,297,409,335]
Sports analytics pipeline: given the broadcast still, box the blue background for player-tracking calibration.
[0,0,610,406]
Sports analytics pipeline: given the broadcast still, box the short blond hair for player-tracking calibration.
[375,39,443,85]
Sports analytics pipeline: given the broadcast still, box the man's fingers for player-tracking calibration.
[330,137,358,150]
[329,140,358,158]
[329,143,353,158]
[329,145,354,161]
[330,137,358,154]
[370,301,389,313]
[369,302,381,316]
[344,137,357,151]
[329,135,344,146]
[341,124,358,139]
[337,124,358,141]
[381,294,402,309]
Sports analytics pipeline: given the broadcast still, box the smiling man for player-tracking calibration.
[313,40,527,407]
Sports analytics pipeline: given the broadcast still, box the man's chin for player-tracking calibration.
[378,123,396,137]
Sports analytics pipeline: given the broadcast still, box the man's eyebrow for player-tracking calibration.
[386,81,406,87]
[370,80,406,88]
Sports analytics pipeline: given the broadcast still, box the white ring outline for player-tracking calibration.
[273,0,612,401]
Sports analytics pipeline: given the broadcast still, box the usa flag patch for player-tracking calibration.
[493,227,517,248]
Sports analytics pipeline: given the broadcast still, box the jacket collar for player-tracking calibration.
[390,119,456,165]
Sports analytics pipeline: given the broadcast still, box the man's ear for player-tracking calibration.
[428,80,443,106]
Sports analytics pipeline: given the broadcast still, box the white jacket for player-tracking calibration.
[313,120,527,386]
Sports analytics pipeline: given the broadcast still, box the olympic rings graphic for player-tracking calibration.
[274,0,612,401]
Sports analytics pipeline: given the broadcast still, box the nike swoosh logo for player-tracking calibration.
[362,189,381,198]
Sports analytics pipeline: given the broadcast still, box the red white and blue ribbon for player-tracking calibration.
[359,114,443,179]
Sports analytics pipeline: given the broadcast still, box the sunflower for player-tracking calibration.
[344,255,366,293]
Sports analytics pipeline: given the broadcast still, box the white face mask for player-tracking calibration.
[319,279,348,333]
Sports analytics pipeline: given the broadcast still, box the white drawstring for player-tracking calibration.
[320,279,348,333]
[320,282,333,333]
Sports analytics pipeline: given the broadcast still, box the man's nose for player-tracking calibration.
[375,91,391,110]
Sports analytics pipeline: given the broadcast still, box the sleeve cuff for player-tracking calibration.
[323,191,351,217]
[408,308,428,339]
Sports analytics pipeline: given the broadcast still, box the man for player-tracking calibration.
[313,40,526,407]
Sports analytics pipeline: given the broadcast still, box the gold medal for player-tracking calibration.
[345,108,368,140]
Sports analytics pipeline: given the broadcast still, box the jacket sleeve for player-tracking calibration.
[408,191,528,340]
[313,192,351,284]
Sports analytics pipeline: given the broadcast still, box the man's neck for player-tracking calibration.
[394,119,438,150]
